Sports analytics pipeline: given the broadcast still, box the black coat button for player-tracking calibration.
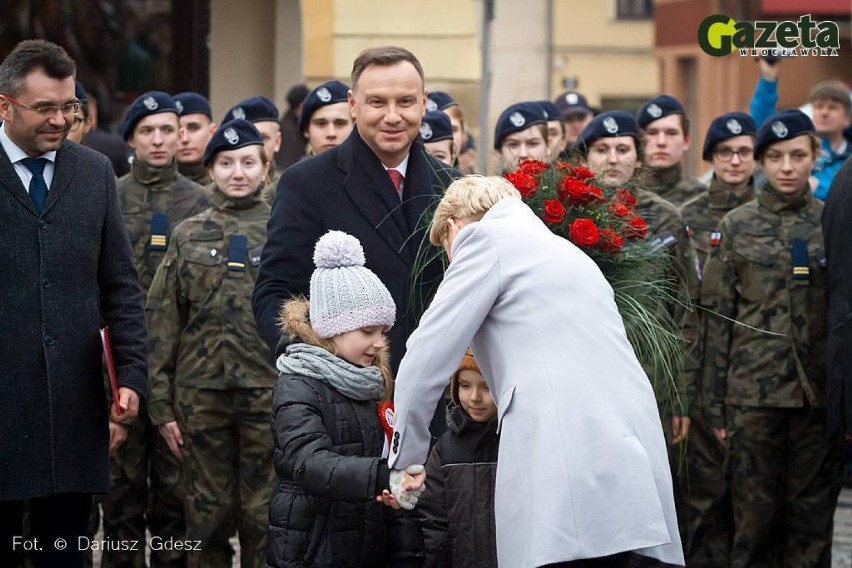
[42,278,50,288]
[44,336,54,346]
[39,220,47,229]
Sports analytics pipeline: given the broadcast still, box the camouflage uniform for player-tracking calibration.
[102,158,208,568]
[178,160,212,186]
[635,188,701,546]
[679,175,754,567]
[646,162,707,208]
[147,188,276,568]
[700,185,843,568]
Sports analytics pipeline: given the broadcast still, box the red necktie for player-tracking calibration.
[387,169,404,197]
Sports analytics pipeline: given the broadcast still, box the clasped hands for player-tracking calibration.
[375,465,426,510]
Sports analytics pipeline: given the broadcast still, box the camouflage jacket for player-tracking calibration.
[117,158,208,293]
[680,175,755,281]
[646,163,706,209]
[700,186,827,427]
[178,159,211,186]
[146,189,275,425]
[635,188,701,416]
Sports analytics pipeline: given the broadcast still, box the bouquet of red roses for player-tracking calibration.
[505,159,684,411]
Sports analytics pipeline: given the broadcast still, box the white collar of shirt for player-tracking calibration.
[0,122,58,192]
[383,154,410,179]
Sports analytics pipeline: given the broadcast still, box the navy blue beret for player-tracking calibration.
[222,96,279,124]
[494,102,548,150]
[636,95,685,129]
[702,112,756,161]
[122,91,179,140]
[426,91,457,112]
[203,119,264,167]
[537,100,563,122]
[74,81,87,104]
[419,111,453,143]
[754,109,815,159]
[174,92,212,119]
[555,91,591,118]
[573,111,641,157]
[298,81,350,132]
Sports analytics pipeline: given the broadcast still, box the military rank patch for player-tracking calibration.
[709,231,722,246]
[791,239,810,280]
[148,213,169,251]
[227,234,247,271]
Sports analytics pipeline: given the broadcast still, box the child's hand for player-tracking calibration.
[375,489,400,509]
[389,465,426,510]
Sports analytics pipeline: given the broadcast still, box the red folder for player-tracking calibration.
[99,327,123,416]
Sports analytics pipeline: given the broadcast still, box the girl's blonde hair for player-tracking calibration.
[278,296,394,399]
[429,175,520,246]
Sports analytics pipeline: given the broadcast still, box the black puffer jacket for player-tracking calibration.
[417,404,499,568]
[267,299,423,567]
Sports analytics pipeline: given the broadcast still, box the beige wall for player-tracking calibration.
[210,0,303,121]
[551,0,657,107]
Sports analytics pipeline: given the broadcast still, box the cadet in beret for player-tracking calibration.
[575,110,702,546]
[419,110,455,166]
[494,101,549,170]
[148,119,276,568]
[554,90,593,151]
[299,80,352,157]
[223,96,282,197]
[104,90,209,567]
[700,109,843,567]
[175,91,217,186]
[678,111,756,566]
[429,90,475,173]
[637,94,706,207]
[537,99,566,157]
[66,80,92,144]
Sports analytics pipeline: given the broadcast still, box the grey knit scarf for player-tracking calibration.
[276,343,385,401]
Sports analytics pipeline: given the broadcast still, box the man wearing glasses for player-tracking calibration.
[0,40,147,568]
[678,111,756,567]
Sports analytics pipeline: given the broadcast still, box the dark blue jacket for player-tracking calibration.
[252,129,456,371]
[0,140,148,499]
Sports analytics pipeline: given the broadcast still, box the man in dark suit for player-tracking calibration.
[252,46,456,372]
[0,40,147,568]
[824,156,852,439]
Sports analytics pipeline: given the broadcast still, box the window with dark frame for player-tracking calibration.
[616,0,653,20]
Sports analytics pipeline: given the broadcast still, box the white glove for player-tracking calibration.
[389,464,425,510]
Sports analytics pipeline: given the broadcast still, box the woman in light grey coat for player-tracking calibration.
[388,176,684,567]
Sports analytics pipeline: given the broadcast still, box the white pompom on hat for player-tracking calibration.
[309,231,397,338]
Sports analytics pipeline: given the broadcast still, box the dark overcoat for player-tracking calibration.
[252,129,456,371]
[823,156,852,434]
[0,140,148,500]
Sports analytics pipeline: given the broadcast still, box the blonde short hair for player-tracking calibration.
[429,175,521,245]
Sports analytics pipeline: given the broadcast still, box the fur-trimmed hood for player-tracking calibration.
[278,296,393,392]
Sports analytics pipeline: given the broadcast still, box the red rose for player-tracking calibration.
[543,199,566,224]
[559,177,592,203]
[608,202,631,217]
[572,166,595,180]
[504,171,537,198]
[555,161,572,172]
[598,228,625,253]
[614,188,637,207]
[587,186,604,202]
[625,216,648,240]
[519,159,549,175]
[569,218,600,246]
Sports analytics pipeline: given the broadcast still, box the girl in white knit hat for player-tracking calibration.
[266,230,424,568]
